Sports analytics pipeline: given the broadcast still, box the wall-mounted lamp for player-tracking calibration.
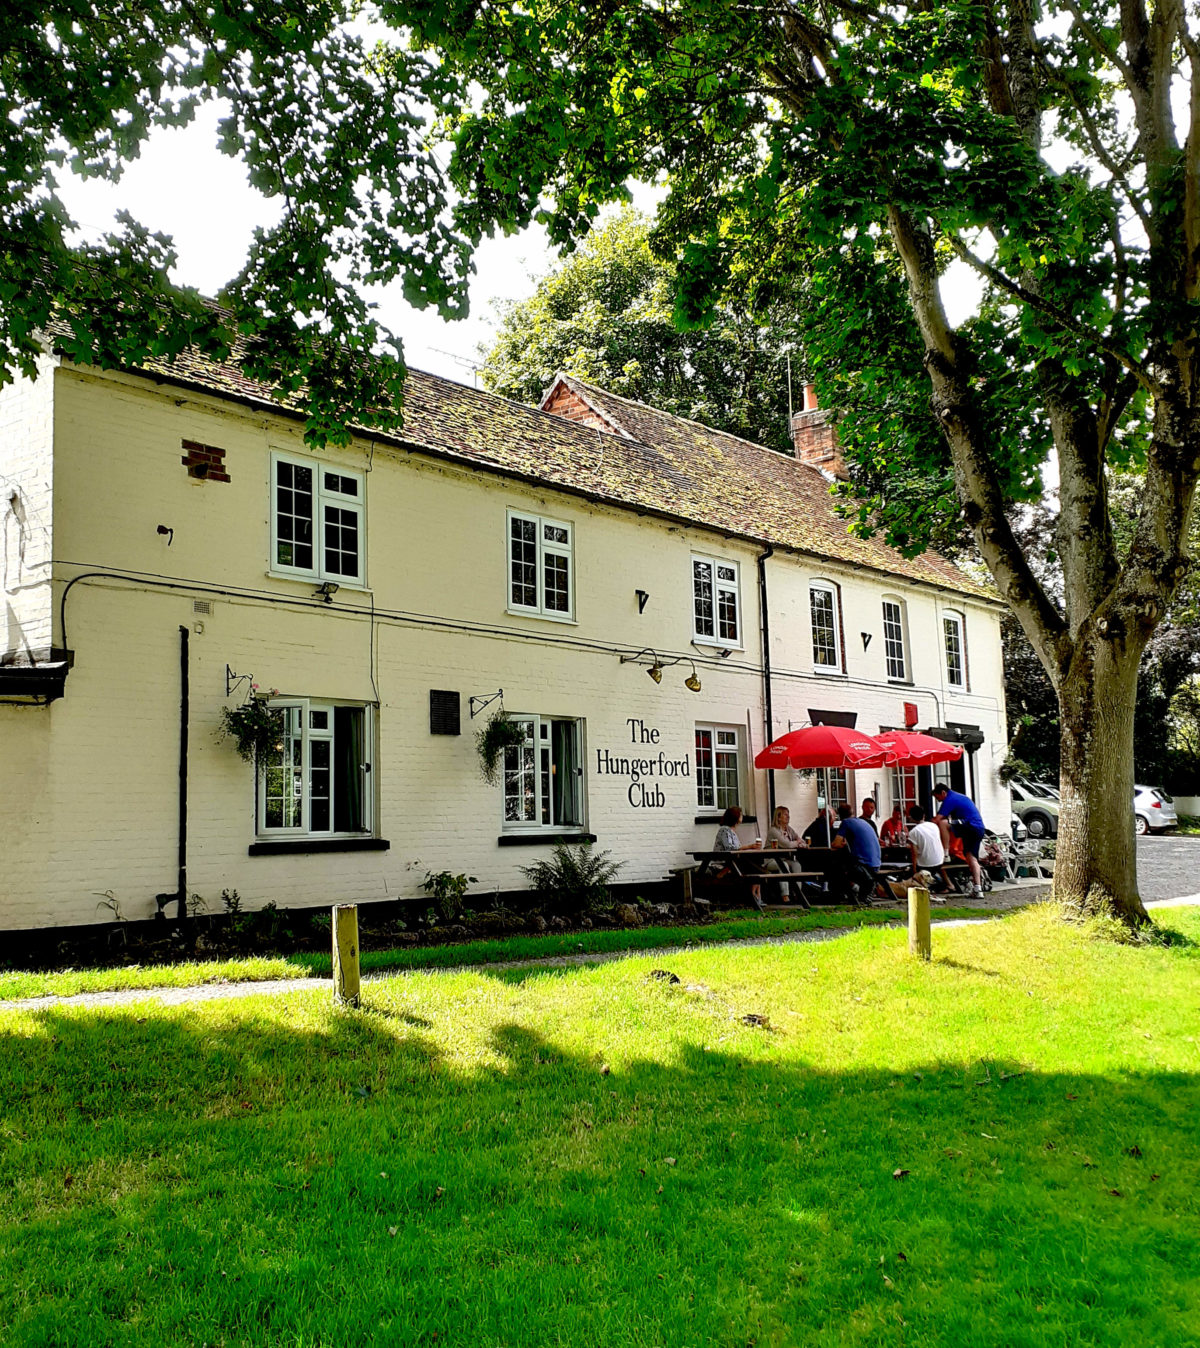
[314,581,340,604]
[636,589,651,614]
[156,524,174,546]
[684,661,702,693]
[647,661,663,683]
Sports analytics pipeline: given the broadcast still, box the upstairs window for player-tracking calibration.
[882,598,909,682]
[272,454,364,585]
[508,511,574,619]
[944,611,967,688]
[258,700,372,837]
[503,715,584,829]
[695,725,741,812]
[693,556,741,646]
[810,581,842,670]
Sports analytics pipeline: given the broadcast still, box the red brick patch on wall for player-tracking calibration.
[181,439,231,483]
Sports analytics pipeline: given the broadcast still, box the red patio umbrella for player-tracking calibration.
[875,729,963,764]
[754,724,899,771]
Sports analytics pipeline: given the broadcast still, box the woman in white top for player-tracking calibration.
[764,805,810,907]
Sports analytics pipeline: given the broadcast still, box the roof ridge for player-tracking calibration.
[560,372,806,464]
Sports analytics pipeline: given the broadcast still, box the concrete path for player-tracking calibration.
[3,893,1196,1015]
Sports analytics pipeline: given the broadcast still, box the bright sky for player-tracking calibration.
[55,103,980,388]
[55,105,673,386]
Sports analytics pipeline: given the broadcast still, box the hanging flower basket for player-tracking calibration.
[477,710,527,784]
[220,691,280,769]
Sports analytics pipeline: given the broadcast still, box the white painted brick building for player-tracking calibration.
[0,351,1010,930]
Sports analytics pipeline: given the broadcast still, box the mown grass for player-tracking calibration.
[0,906,1004,1000]
[2,905,1197,1347]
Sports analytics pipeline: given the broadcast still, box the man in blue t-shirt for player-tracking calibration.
[832,803,881,905]
[933,784,985,898]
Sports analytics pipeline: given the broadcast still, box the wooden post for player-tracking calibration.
[333,903,361,1007]
[908,887,932,961]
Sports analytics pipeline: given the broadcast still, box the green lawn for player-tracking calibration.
[3,905,1197,1347]
[0,906,1004,1000]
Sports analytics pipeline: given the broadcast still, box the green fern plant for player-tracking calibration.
[519,843,624,916]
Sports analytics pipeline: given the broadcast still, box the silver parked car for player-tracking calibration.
[1134,785,1178,835]
[1010,779,1059,839]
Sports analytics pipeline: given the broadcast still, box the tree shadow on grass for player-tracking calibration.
[0,1004,1197,1347]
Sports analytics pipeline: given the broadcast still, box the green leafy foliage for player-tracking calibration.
[519,844,625,916]
[481,209,797,452]
[2,0,472,442]
[422,870,477,924]
[219,697,280,768]
[475,711,528,785]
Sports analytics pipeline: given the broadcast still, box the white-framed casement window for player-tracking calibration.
[508,511,574,620]
[692,555,741,646]
[503,715,584,829]
[810,580,843,670]
[816,766,851,812]
[891,764,920,817]
[881,597,910,682]
[944,611,967,689]
[271,453,364,585]
[258,699,373,837]
[695,724,741,812]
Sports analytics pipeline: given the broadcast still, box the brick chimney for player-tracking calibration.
[790,383,848,480]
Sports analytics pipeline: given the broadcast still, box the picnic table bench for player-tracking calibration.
[688,851,823,912]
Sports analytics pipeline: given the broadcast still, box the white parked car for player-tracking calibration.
[1134,785,1178,835]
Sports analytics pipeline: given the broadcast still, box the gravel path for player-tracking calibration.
[5,891,1196,1015]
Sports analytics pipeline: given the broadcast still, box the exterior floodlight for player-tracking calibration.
[647,663,663,683]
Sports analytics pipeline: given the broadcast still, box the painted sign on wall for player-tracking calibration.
[595,718,691,807]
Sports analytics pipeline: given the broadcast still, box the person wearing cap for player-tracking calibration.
[933,783,985,898]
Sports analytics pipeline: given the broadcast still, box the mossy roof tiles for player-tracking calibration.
[104,346,996,603]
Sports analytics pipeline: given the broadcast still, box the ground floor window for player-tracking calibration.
[891,764,920,817]
[504,715,584,829]
[695,725,741,812]
[815,767,851,813]
[258,700,372,837]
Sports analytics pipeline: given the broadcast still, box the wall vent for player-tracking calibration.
[193,599,213,616]
[429,690,461,736]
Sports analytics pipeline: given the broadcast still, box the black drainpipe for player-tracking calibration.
[757,545,776,818]
[156,625,189,922]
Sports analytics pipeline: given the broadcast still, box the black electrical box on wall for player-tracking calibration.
[429,690,461,735]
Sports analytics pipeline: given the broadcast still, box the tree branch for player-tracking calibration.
[944,232,1156,392]
[886,204,1070,678]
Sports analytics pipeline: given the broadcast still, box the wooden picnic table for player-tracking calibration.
[688,850,823,912]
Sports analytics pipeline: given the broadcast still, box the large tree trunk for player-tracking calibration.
[1054,627,1149,924]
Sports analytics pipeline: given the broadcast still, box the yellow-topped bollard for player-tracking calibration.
[333,903,361,1006]
[908,887,932,961]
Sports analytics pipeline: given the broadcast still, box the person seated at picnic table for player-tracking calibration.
[712,804,763,903]
[905,803,952,900]
[801,805,836,848]
[933,783,986,899]
[859,798,879,834]
[764,805,810,907]
[831,802,881,906]
[879,804,909,846]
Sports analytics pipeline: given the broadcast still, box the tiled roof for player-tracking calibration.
[98,343,996,602]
